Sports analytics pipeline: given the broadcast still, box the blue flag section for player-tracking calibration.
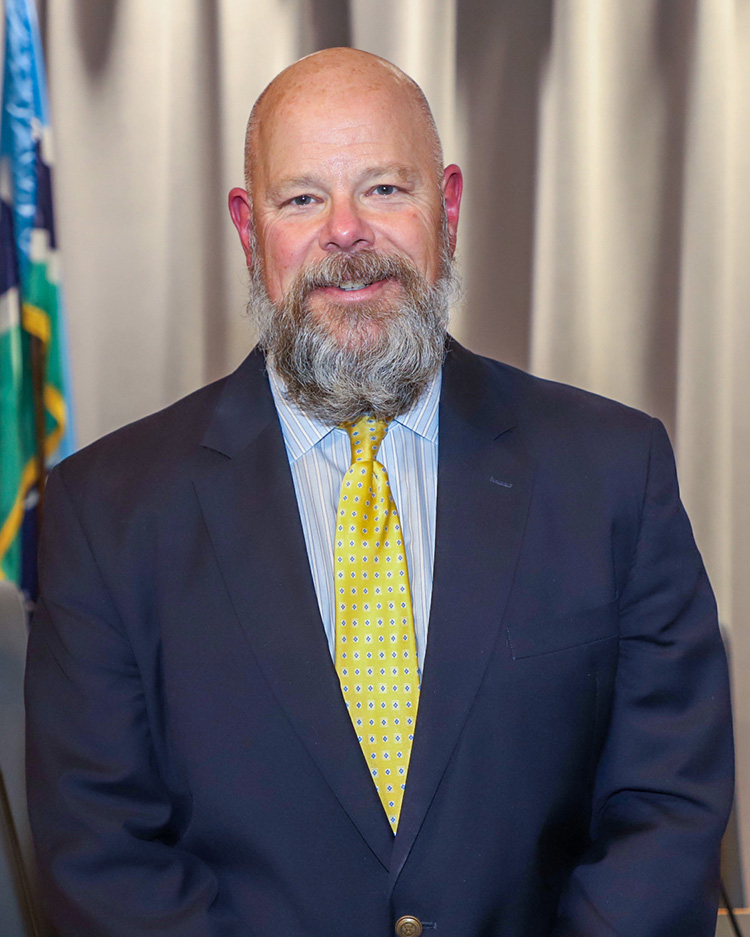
[1,0,75,597]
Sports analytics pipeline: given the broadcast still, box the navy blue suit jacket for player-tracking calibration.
[26,341,733,936]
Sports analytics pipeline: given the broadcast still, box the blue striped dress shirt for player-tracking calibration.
[268,366,440,669]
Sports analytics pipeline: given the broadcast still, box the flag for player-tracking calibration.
[1,0,74,596]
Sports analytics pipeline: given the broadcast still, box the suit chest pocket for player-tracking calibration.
[506,597,619,660]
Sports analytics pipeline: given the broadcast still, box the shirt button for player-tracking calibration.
[394,915,423,937]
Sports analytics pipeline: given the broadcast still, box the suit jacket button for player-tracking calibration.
[395,915,423,937]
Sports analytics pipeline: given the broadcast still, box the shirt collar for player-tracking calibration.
[268,362,441,464]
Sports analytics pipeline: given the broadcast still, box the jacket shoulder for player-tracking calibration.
[447,341,659,436]
[58,374,228,488]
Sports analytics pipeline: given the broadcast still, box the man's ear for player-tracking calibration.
[441,164,463,255]
[228,187,254,266]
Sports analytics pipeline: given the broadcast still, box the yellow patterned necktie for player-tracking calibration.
[334,415,421,832]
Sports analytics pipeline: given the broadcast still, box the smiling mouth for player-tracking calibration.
[296,252,411,301]
[335,279,380,292]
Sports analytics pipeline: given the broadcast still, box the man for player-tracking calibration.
[25,48,733,937]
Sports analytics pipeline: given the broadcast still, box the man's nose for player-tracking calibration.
[319,196,374,252]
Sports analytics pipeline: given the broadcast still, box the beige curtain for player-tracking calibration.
[26,0,750,904]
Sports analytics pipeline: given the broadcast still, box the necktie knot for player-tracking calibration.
[342,415,389,464]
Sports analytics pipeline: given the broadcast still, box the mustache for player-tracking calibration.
[289,250,422,299]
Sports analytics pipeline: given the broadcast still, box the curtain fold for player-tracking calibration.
[24,0,750,904]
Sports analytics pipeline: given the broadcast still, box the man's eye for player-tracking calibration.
[373,184,398,196]
[289,194,315,206]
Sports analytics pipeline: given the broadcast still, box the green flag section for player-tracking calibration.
[1,0,74,593]
[0,197,28,586]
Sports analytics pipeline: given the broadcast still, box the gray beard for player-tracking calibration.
[247,248,457,425]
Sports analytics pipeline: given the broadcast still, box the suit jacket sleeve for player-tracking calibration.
[25,466,254,937]
[552,419,733,936]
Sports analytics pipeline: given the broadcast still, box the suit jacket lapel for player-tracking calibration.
[192,349,394,868]
[390,341,535,882]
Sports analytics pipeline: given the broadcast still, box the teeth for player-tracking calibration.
[337,280,371,291]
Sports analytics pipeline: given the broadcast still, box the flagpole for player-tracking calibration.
[0,767,43,937]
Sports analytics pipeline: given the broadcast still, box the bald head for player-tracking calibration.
[227,44,463,309]
[243,48,443,195]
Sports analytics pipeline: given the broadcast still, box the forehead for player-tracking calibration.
[252,78,436,189]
